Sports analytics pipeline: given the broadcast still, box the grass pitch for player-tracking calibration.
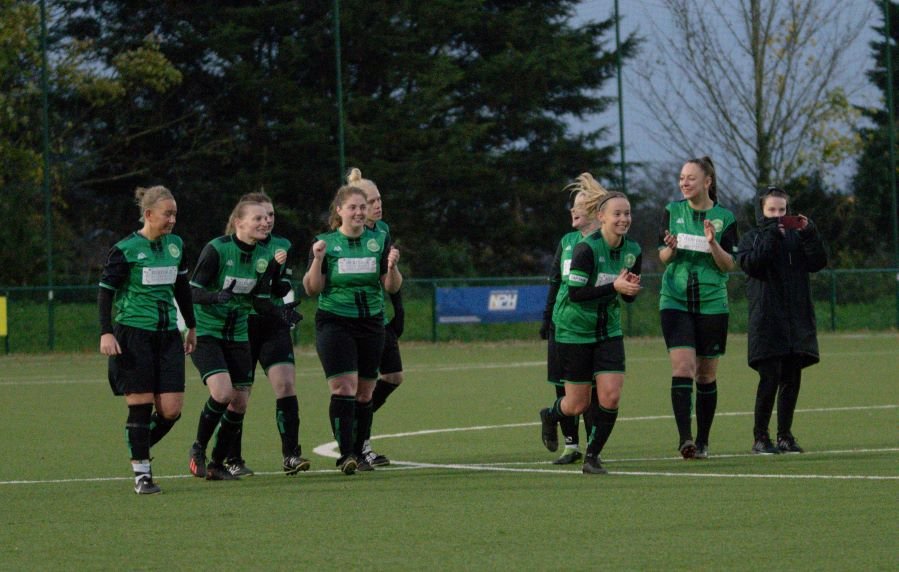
[1,334,896,570]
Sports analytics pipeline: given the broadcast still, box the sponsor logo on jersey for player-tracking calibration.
[710,219,724,233]
[168,244,181,258]
[255,258,269,273]
[488,290,518,311]
[624,253,637,268]
[366,239,380,252]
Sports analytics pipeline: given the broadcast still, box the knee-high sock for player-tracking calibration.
[149,412,180,447]
[754,359,780,439]
[670,376,694,442]
[371,380,399,413]
[195,397,228,449]
[695,380,718,444]
[556,384,579,446]
[777,359,802,439]
[329,395,356,458]
[211,411,244,464]
[126,403,153,460]
[276,396,300,457]
[585,404,619,457]
[353,400,374,455]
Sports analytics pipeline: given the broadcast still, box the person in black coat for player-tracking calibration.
[737,187,827,455]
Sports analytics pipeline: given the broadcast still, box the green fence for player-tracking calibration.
[1,268,896,353]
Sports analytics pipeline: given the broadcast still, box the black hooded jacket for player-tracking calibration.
[736,216,828,370]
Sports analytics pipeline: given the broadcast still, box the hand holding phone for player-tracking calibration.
[781,215,803,230]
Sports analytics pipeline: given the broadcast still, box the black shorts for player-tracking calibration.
[108,324,185,396]
[557,337,626,384]
[315,310,385,381]
[248,315,295,380]
[190,336,254,387]
[546,330,563,387]
[379,323,403,375]
[660,309,729,358]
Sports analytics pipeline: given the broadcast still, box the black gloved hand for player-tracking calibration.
[276,301,303,327]
[214,281,237,304]
[388,308,405,338]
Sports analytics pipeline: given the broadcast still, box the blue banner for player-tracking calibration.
[436,285,549,324]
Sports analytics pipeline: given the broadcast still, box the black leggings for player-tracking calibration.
[753,356,802,439]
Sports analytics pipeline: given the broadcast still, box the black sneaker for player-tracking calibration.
[539,408,559,452]
[356,456,375,472]
[752,435,781,455]
[134,475,161,495]
[337,455,358,476]
[679,439,696,459]
[777,435,805,454]
[694,442,709,460]
[188,442,207,478]
[225,458,255,477]
[552,449,583,465]
[206,461,240,481]
[581,455,608,475]
[364,450,390,467]
[283,455,311,475]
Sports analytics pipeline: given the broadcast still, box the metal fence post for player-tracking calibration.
[431,280,438,343]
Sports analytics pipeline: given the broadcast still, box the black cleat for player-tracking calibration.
[206,461,240,481]
[679,439,697,460]
[283,455,311,475]
[582,455,608,475]
[777,435,805,454]
[752,435,781,455]
[356,456,375,472]
[552,449,583,465]
[134,475,162,495]
[188,442,207,478]
[337,455,357,476]
[539,408,559,452]
[694,442,710,460]
[224,458,254,477]
[365,450,390,467]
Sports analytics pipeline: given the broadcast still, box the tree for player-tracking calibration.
[634,0,870,201]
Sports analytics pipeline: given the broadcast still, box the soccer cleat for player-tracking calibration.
[552,448,583,465]
[364,450,390,467]
[283,455,311,475]
[206,461,240,481]
[337,455,358,476]
[694,442,710,459]
[581,455,608,475]
[679,439,696,460]
[188,442,208,478]
[752,436,781,455]
[777,435,805,454]
[225,458,255,477]
[539,408,559,452]
[356,456,375,472]
[134,475,161,495]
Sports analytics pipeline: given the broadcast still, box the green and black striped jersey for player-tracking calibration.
[309,227,390,318]
[190,235,272,341]
[658,200,737,315]
[554,232,642,344]
[550,231,585,317]
[99,232,189,331]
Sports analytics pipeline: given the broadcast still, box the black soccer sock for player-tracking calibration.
[547,396,568,423]
[353,400,374,456]
[777,360,802,439]
[276,396,301,457]
[670,376,694,442]
[126,403,153,460]
[149,412,180,447]
[695,380,718,445]
[585,405,619,458]
[196,397,228,449]
[753,360,779,439]
[211,410,244,464]
[556,384,580,446]
[329,395,356,458]
[371,379,399,413]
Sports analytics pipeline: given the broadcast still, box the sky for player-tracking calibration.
[571,0,881,198]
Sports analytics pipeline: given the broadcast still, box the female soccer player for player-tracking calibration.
[223,192,310,477]
[539,176,642,474]
[737,187,827,454]
[99,185,196,494]
[303,184,402,475]
[349,167,405,467]
[658,156,737,459]
[187,200,300,480]
[539,175,602,464]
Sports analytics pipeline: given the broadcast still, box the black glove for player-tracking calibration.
[539,320,551,340]
[214,281,237,304]
[388,308,405,338]
[276,301,303,327]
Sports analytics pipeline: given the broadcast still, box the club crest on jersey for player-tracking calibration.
[624,253,637,268]
[168,244,180,258]
[366,239,380,252]
[275,248,287,259]
[255,258,269,273]
[710,219,724,233]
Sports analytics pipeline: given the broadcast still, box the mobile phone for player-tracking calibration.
[781,215,802,230]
